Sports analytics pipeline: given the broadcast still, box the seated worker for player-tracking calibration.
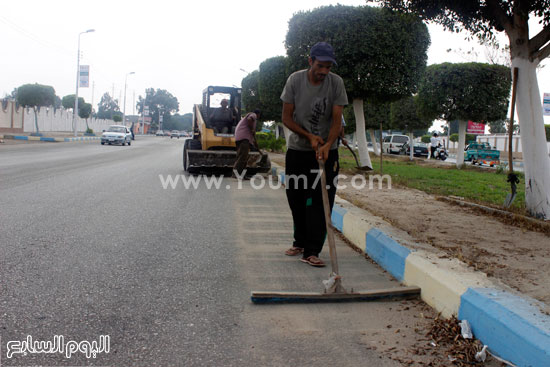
[209,99,235,133]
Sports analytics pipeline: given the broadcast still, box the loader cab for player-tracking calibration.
[202,86,242,135]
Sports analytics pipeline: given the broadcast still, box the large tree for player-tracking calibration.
[241,70,264,131]
[417,62,511,167]
[390,95,433,160]
[488,119,507,134]
[62,94,90,119]
[373,1,550,220]
[16,83,57,135]
[163,112,193,131]
[285,5,430,169]
[136,88,179,128]
[258,56,288,123]
[96,93,120,120]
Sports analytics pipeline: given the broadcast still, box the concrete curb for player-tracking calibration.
[270,162,550,367]
[2,134,101,143]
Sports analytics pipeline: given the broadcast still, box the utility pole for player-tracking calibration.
[73,29,95,136]
[91,81,95,117]
[122,72,135,127]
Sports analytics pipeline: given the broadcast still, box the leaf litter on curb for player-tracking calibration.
[426,315,492,366]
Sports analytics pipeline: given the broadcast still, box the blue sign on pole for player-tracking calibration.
[543,93,550,116]
[79,65,89,88]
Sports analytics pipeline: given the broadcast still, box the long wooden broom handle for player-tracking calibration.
[318,150,339,275]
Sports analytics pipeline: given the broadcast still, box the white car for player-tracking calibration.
[382,134,409,154]
[101,125,132,146]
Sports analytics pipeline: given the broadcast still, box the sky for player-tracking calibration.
[1,0,549,128]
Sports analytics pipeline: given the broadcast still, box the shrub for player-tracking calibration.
[86,128,94,134]
[256,132,285,152]
[112,114,122,122]
[450,133,476,143]
[421,134,431,143]
[545,124,550,141]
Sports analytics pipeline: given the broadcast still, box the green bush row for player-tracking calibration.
[256,132,286,152]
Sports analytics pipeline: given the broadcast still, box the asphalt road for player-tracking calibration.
[0,137,436,366]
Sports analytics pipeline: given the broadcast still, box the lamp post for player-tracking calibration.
[122,71,135,126]
[74,29,95,137]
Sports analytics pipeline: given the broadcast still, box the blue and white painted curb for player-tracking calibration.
[2,134,101,143]
[271,162,550,367]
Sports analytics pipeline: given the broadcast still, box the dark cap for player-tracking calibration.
[310,42,337,66]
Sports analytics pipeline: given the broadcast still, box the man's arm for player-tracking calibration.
[318,105,343,161]
[248,116,259,150]
[282,102,324,150]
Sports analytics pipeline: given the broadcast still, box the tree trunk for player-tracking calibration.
[456,120,467,168]
[352,132,357,150]
[352,98,373,169]
[368,129,379,156]
[409,132,414,161]
[33,107,40,134]
[446,121,451,149]
[379,122,383,174]
[512,57,550,219]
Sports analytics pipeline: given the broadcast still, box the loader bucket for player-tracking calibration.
[187,150,270,174]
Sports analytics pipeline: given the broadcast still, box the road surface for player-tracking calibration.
[0,137,463,366]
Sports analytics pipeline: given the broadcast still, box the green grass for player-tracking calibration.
[338,147,526,210]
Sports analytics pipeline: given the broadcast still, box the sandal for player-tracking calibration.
[285,247,304,256]
[300,256,326,267]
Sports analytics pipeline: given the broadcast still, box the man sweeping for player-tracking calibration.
[232,109,261,178]
[280,42,348,267]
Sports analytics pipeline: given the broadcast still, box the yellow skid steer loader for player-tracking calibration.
[183,86,271,174]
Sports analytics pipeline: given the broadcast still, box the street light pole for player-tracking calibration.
[122,71,135,126]
[74,29,95,137]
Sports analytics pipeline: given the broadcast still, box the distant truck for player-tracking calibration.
[464,142,500,166]
[183,86,271,174]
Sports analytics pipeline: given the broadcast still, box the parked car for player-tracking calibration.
[465,142,500,166]
[156,130,164,136]
[170,130,180,139]
[101,125,132,146]
[382,134,409,154]
[399,142,429,157]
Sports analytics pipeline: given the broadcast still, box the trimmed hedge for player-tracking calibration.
[450,133,477,143]
[256,132,285,152]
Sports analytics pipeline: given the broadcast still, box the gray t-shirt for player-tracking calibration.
[280,69,348,151]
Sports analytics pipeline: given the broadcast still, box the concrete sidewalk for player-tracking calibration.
[0,133,101,143]
[271,162,550,367]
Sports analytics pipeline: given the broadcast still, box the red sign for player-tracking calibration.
[467,121,485,134]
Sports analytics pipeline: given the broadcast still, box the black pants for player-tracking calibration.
[430,146,437,158]
[233,139,250,176]
[285,149,339,258]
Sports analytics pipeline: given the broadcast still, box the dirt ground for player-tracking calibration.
[270,153,550,310]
